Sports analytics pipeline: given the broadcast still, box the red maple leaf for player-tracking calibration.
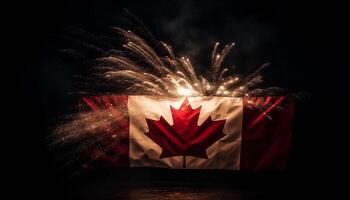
[145,98,226,168]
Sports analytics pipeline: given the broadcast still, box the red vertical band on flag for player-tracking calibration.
[80,95,130,168]
[240,96,293,170]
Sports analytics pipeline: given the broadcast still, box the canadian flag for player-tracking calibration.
[82,95,293,170]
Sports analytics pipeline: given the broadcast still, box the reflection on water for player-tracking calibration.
[73,185,288,200]
[65,170,291,200]
[118,187,241,200]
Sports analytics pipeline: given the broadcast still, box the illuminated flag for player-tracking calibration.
[81,95,293,170]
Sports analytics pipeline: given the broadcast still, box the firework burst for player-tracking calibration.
[57,10,284,98]
[74,31,276,98]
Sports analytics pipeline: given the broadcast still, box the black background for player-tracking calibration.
[8,0,344,199]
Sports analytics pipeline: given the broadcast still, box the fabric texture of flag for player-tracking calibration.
[81,95,293,170]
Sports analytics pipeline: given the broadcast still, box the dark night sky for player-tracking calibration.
[8,0,345,199]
